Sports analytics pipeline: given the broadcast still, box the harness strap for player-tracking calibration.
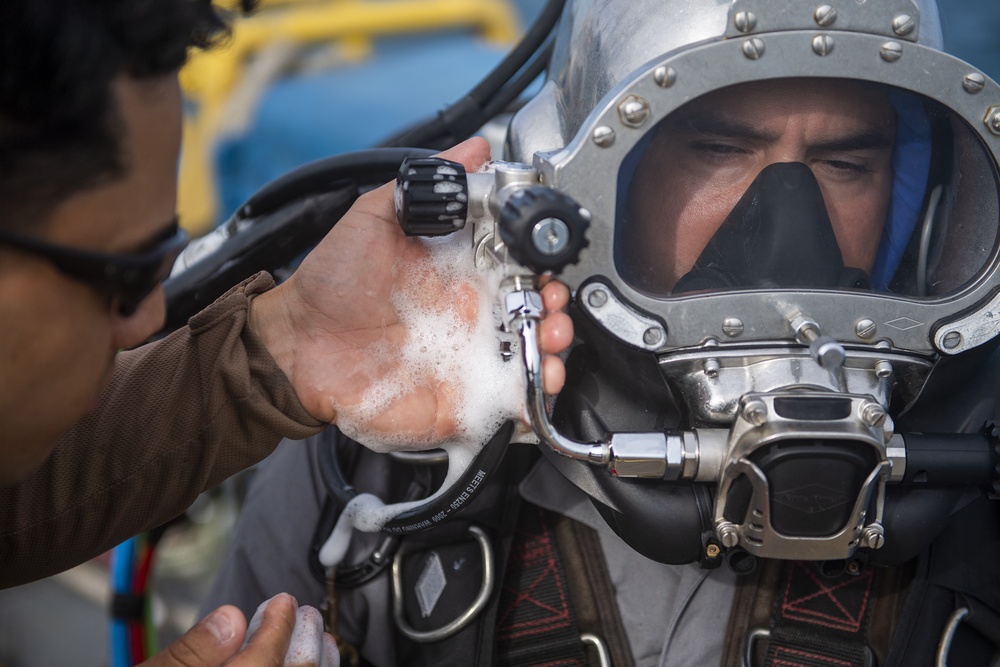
[495,503,588,666]
[554,515,634,667]
[493,504,634,666]
[723,559,913,667]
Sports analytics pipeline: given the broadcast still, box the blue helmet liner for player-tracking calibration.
[869,89,933,291]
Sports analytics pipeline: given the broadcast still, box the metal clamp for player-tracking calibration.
[390,525,494,643]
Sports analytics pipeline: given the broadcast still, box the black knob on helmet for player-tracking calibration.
[498,186,590,274]
[395,157,469,236]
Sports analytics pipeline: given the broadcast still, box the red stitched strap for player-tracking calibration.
[495,504,587,667]
[762,562,876,667]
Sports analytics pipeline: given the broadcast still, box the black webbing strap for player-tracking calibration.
[555,516,635,666]
[495,503,588,667]
[762,562,877,667]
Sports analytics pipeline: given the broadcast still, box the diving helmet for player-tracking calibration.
[477,0,1000,567]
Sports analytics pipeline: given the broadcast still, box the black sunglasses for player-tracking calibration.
[0,220,189,316]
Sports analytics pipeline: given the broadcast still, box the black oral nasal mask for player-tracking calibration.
[673,162,871,293]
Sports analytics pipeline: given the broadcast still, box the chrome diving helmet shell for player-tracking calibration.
[499,0,1000,565]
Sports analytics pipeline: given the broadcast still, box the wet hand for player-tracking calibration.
[252,138,574,443]
[139,593,337,667]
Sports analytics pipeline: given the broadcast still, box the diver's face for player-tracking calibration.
[627,79,896,292]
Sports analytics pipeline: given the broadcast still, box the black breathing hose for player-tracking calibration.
[382,0,565,149]
[162,148,434,331]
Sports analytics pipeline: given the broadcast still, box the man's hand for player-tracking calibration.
[141,595,290,667]
[251,137,574,441]
[141,595,339,667]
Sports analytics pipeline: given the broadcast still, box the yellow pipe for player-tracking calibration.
[178,0,520,234]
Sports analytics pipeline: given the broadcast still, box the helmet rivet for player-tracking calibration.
[742,37,765,60]
[592,125,615,147]
[653,65,677,88]
[986,107,1000,136]
[855,318,876,339]
[812,34,834,56]
[643,327,663,346]
[880,41,903,62]
[618,95,650,127]
[875,360,894,379]
[814,5,837,27]
[963,73,986,94]
[587,288,608,308]
[892,14,916,37]
[734,10,757,33]
[704,358,721,378]
[722,317,744,337]
[942,331,963,349]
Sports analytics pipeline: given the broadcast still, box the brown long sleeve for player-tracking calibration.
[0,272,325,588]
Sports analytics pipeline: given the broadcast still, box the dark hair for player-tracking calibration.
[0,0,254,229]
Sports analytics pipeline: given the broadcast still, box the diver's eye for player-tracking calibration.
[820,158,872,175]
[691,141,748,157]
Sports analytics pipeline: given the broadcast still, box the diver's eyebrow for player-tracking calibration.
[809,128,894,153]
[670,112,780,142]
[669,111,894,152]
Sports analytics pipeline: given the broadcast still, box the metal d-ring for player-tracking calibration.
[391,525,494,643]
[744,626,873,667]
[935,606,970,667]
[744,627,771,667]
[581,633,611,667]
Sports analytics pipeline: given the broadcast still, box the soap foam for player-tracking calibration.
[334,227,524,450]
[328,228,526,533]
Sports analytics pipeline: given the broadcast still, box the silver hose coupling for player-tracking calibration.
[505,287,700,479]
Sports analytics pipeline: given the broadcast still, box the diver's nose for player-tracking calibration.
[673,162,869,292]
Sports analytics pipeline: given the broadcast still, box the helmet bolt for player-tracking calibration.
[855,318,876,339]
[592,125,615,147]
[861,402,886,427]
[942,330,963,349]
[643,327,663,346]
[875,360,894,379]
[653,66,677,88]
[963,73,986,94]
[742,37,765,60]
[618,95,650,127]
[717,522,740,548]
[587,288,608,308]
[722,317,744,337]
[812,34,834,56]
[986,107,1000,136]
[814,5,837,27]
[742,399,768,426]
[880,41,903,63]
[734,10,757,33]
[704,358,721,378]
[892,14,916,37]
[862,524,885,550]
